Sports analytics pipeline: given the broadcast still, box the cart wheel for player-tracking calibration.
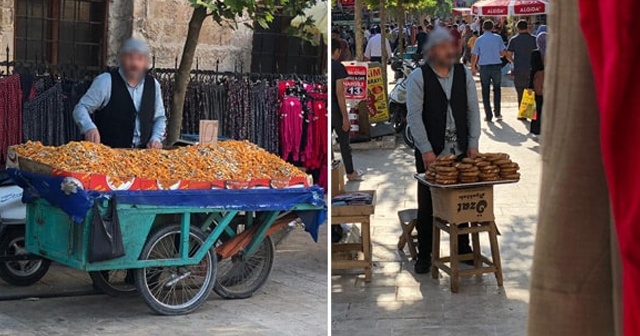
[0,228,50,286]
[89,270,136,297]
[134,225,216,315]
[214,236,275,300]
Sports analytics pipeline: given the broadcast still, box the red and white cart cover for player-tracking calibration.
[472,0,549,16]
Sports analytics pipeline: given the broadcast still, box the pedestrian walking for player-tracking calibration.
[462,25,474,65]
[529,32,547,136]
[364,26,392,63]
[331,39,364,181]
[332,28,352,62]
[405,28,481,274]
[507,20,538,114]
[471,20,507,122]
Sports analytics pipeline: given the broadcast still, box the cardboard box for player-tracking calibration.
[430,186,494,223]
[332,190,376,217]
[331,161,345,198]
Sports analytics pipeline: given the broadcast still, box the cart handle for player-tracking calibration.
[215,213,298,259]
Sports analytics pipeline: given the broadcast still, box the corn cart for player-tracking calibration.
[8,168,326,315]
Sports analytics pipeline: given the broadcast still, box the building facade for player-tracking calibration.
[0,0,253,72]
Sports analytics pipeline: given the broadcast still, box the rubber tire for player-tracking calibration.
[403,124,415,149]
[390,102,406,133]
[134,225,216,315]
[0,228,50,286]
[89,270,136,297]
[213,236,275,300]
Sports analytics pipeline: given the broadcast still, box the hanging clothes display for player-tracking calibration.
[226,80,252,141]
[23,84,66,146]
[250,81,279,154]
[0,75,23,165]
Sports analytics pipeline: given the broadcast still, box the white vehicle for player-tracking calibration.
[389,52,418,148]
[0,171,50,286]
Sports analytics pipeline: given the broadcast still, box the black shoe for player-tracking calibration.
[414,257,432,274]
[484,117,493,122]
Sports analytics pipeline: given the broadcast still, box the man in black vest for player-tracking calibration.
[406,29,482,274]
[73,38,166,149]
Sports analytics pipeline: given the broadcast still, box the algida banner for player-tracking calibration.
[366,66,389,123]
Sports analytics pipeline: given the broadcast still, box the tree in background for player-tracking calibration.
[166,0,318,145]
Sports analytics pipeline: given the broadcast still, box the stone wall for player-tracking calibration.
[0,0,14,63]
[124,0,253,71]
[0,0,253,72]
[106,0,133,65]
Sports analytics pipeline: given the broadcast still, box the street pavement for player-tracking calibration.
[0,229,328,336]
[332,76,540,336]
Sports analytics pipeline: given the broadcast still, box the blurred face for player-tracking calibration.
[428,41,457,67]
[120,52,149,80]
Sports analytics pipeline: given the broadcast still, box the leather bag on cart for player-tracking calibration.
[89,198,125,262]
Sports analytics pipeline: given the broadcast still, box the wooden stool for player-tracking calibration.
[397,209,418,259]
[331,190,376,282]
[431,217,503,293]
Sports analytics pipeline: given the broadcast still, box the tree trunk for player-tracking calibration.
[379,0,388,88]
[527,0,617,335]
[354,0,364,61]
[166,6,208,145]
[397,0,405,54]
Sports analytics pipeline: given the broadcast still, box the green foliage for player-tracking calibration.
[189,0,316,29]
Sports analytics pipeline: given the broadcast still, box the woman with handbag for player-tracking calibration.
[529,32,547,136]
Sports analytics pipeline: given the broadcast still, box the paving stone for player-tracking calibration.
[332,78,539,335]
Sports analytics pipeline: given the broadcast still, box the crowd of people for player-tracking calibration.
[331,15,549,273]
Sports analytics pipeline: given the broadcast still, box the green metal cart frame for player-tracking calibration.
[26,197,323,315]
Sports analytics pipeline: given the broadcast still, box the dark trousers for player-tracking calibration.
[415,150,470,259]
[480,64,503,119]
[332,111,355,174]
[370,56,382,63]
[530,95,544,135]
[513,71,530,109]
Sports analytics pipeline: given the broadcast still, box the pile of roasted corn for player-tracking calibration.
[11,141,306,181]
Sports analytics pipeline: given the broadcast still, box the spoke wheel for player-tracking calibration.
[134,225,216,315]
[89,269,136,297]
[0,228,50,286]
[214,235,274,300]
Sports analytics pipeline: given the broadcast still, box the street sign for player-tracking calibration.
[343,62,368,100]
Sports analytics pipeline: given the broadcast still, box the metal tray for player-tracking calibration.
[414,174,519,189]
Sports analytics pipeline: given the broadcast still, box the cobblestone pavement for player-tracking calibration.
[0,229,327,336]
[332,77,540,336]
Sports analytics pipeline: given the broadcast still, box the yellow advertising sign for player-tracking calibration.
[366,66,389,123]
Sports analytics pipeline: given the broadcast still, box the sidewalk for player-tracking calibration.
[0,229,328,336]
[332,83,540,336]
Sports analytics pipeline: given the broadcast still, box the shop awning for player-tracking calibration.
[452,7,472,16]
[471,0,549,16]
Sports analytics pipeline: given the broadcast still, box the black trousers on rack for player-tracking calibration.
[414,149,471,260]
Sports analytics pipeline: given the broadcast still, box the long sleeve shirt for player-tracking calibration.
[364,34,393,59]
[73,68,167,146]
[406,63,481,155]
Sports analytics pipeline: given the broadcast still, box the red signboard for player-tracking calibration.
[514,3,545,14]
[343,63,368,100]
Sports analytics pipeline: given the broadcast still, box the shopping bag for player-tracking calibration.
[89,198,125,262]
[518,89,537,120]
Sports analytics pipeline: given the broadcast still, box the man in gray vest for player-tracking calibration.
[406,28,482,274]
